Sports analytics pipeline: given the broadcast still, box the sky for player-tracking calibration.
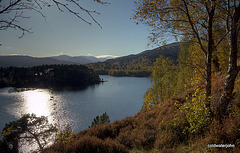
[0,0,174,58]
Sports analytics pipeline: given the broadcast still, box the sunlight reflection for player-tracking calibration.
[23,90,51,117]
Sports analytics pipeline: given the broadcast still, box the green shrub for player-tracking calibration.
[89,112,110,128]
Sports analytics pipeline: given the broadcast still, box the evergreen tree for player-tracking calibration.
[89,112,110,128]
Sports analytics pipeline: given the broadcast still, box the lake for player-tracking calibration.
[0,75,152,132]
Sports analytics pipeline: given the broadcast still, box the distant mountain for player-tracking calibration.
[0,55,110,68]
[95,55,119,62]
[87,42,180,77]
[107,42,179,63]
[0,56,77,67]
[0,42,179,71]
[82,56,109,63]
[50,55,102,64]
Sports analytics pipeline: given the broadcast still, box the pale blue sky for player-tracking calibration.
[0,0,173,57]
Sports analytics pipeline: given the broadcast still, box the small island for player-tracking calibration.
[0,65,102,89]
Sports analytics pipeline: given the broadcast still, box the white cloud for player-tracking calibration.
[95,55,119,59]
[8,54,20,56]
[87,53,93,56]
[3,54,27,56]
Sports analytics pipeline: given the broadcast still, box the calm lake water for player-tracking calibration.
[0,75,152,132]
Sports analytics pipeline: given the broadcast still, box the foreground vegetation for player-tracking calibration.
[0,113,111,152]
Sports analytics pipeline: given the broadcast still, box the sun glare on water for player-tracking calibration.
[23,90,51,117]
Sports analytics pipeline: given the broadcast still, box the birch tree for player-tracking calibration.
[134,0,240,118]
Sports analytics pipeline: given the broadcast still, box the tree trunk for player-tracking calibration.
[13,137,18,153]
[212,43,221,72]
[27,130,44,152]
[216,5,240,119]
[205,5,215,112]
[205,50,212,109]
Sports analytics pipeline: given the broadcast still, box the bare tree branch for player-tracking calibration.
[0,0,107,37]
[182,0,207,54]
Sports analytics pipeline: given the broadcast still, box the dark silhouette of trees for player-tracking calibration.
[0,64,101,88]
[0,114,57,152]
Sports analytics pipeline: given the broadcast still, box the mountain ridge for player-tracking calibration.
[0,55,77,67]
[0,42,180,70]
[87,42,180,77]
[0,55,108,67]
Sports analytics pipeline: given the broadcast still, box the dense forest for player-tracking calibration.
[87,42,180,77]
[0,65,101,89]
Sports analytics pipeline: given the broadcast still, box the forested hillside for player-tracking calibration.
[0,65,101,89]
[87,42,180,77]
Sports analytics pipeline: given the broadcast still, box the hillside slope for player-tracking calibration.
[87,42,180,77]
[44,87,240,153]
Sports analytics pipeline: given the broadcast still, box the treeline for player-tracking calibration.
[0,65,101,89]
[87,58,152,77]
[87,42,179,77]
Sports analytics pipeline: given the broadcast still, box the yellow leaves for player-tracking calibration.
[192,97,197,102]
[178,85,210,134]
[0,130,6,136]
[154,1,158,7]
[1,125,13,136]
[174,100,182,108]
